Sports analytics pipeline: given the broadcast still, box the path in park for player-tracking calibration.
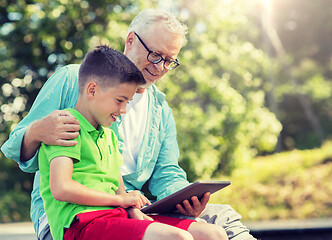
[0,222,35,240]
[1,218,332,240]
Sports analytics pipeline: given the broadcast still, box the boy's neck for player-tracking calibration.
[74,98,98,129]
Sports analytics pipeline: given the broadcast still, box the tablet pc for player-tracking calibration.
[141,180,231,214]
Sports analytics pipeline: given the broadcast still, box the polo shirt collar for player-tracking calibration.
[69,108,104,138]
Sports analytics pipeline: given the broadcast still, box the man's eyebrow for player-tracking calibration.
[119,96,129,100]
[153,49,176,61]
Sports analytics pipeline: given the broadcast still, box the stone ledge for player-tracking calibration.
[244,218,332,231]
[0,222,34,234]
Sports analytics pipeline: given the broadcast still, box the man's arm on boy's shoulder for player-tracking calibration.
[50,156,150,209]
[21,110,80,161]
[1,65,80,173]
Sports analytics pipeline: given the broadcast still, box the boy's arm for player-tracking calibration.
[116,174,153,220]
[50,156,149,209]
[116,175,128,195]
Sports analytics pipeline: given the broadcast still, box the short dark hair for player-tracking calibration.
[78,45,145,93]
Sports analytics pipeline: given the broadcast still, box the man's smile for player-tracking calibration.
[145,68,157,77]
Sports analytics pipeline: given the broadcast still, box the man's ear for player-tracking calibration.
[125,31,136,51]
[86,82,97,99]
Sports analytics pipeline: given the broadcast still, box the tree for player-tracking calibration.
[158,0,282,178]
[246,0,332,150]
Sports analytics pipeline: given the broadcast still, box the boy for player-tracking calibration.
[38,45,228,240]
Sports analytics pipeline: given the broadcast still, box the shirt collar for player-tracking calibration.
[67,108,105,138]
[147,85,166,103]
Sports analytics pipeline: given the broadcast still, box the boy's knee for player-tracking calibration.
[155,228,193,240]
[208,224,228,240]
[172,230,194,240]
[191,223,228,240]
[143,223,193,240]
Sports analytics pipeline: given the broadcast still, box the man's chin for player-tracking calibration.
[139,80,157,90]
[136,87,146,93]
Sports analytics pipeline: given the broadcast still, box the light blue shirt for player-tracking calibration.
[1,64,189,233]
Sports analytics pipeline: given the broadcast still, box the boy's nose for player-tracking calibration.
[120,106,126,115]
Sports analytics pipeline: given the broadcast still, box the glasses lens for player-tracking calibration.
[147,51,179,70]
[148,52,162,63]
[165,60,179,70]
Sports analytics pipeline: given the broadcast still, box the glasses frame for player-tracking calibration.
[134,32,180,70]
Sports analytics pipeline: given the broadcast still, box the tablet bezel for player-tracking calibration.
[141,180,231,214]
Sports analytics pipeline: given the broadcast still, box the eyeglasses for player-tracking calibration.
[134,32,180,70]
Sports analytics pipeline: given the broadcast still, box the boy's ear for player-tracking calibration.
[86,82,97,99]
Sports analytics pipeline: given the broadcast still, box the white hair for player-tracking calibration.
[128,9,188,46]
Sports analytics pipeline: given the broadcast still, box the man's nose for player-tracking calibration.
[155,60,164,71]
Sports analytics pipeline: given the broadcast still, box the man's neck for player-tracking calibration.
[136,87,146,94]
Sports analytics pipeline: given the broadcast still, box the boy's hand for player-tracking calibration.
[126,207,153,221]
[35,110,80,146]
[176,192,210,217]
[118,190,151,209]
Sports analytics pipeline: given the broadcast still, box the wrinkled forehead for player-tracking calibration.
[140,24,183,58]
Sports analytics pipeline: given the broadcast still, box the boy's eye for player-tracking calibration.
[117,99,123,103]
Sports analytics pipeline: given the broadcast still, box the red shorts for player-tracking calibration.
[63,208,195,240]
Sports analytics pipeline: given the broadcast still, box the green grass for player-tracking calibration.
[210,140,332,221]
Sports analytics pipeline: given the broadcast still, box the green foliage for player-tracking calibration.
[275,58,332,149]
[159,0,282,178]
[211,140,332,220]
[0,152,33,222]
[0,0,140,140]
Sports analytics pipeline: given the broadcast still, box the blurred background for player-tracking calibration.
[0,0,331,224]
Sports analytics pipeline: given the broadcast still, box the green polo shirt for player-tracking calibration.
[38,108,123,240]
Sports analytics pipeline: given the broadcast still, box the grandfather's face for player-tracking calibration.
[125,24,182,89]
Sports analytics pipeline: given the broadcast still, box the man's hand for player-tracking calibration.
[176,192,210,217]
[126,207,153,221]
[35,110,80,146]
[21,110,80,161]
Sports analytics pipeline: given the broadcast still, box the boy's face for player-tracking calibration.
[89,82,137,128]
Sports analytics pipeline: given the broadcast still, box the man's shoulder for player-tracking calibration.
[62,64,80,72]
[45,64,80,89]
[50,64,80,80]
